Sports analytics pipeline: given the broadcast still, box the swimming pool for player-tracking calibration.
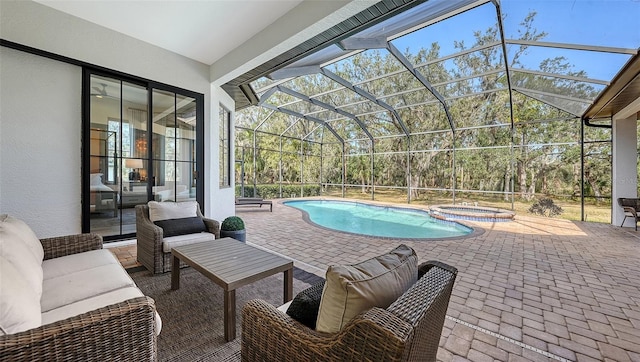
[284,200,473,239]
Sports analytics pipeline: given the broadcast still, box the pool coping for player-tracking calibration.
[281,198,485,241]
[430,204,516,222]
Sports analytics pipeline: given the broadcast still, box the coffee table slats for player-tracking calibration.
[170,238,294,342]
[171,240,292,289]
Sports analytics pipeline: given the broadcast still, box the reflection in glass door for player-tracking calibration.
[87,74,149,238]
[151,90,198,204]
[85,71,204,240]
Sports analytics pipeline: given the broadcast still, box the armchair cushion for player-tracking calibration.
[316,244,418,333]
[154,217,206,237]
[286,280,326,329]
[161,233,215,253]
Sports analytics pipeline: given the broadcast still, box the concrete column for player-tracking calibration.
[611,115,637,227]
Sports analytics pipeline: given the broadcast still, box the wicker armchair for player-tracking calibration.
[241,260,457,362]
[136,203,220,274]
[0,233,158,362]
[617,198,640,230]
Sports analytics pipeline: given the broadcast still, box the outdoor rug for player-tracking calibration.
[129,266,324,362]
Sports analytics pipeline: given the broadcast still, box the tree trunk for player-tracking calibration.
[518,160,528,199]
[504,167,510,201]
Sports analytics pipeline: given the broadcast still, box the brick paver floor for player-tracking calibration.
[237,198,640,362]
[112,198,640,361]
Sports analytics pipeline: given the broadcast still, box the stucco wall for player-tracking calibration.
[0,47,82,237]
[0,1,234,237]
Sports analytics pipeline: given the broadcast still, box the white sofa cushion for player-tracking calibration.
[148,200,198,222]
[0,255,41,335]
[162,232,215,253]
[42,249,119,280]
[0,214,44,262]
[315,244,418,333]
[0,216,44,300]
[41,263,136,312]
[41,286,162,336]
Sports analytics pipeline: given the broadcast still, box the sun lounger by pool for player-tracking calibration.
[235,197,273,212]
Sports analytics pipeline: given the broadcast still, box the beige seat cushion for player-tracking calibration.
[162,232,215,253]
[41,263,136,312]
[42,286,162,336]
[315,244,418,333]
[42,249,120,280]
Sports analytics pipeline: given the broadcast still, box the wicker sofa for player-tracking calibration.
[241,260,457,361]
[0,215,159,362]
[136,201,220,274]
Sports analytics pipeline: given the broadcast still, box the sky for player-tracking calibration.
[391,0,639,81]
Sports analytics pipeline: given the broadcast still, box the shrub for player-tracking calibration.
[221,216,245,231]
[235,184,321,199]
[528,198,563,217]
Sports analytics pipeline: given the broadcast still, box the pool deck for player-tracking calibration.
[237,197,640,362]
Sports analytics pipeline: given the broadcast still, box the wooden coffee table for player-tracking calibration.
[170,238,293,341]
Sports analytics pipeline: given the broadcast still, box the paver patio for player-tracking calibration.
[237,198,640,362]
[109,198,640,361]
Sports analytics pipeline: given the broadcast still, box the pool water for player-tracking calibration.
[284,200,472,239]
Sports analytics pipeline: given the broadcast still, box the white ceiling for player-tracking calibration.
[35,0,304,65]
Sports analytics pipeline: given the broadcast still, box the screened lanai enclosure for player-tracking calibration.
[232,0,640,223]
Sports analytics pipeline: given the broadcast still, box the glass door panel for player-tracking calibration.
[89,75,123,237]
[88,73,149,238]
[85,73,203,240]
[176,95,197,200]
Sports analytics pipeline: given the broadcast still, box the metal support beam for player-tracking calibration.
[252,130,257,197]
[342,143,346,198]
[276,85,374,141]
[580,118,585,221]
[268,65,321,80]
[321,68,410,136]
[320,143,324,196]
[279,137,283,198]
[387,42,456,132]
[492,0,516,210]
[371,140,375,200]
[407,136,411,203]
[253,110,276,133]
[261,103,344,143]
[339,36,388,50]
[386,42,458,202]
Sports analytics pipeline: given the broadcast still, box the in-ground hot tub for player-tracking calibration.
[430,204,515,222]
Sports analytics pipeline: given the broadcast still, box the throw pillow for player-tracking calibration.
[0,255,42,335]
[148,201,199,222]
[154,217,207,237]
[0,215,44,300]
[0,214,44,263]
[315,244,418,333]
[286,280,326,329]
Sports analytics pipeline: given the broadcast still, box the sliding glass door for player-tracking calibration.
[83,71,204,240]
[151,90,198,204]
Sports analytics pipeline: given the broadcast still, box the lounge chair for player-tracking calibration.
[618,198,640,230]
[235,197,272,212]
